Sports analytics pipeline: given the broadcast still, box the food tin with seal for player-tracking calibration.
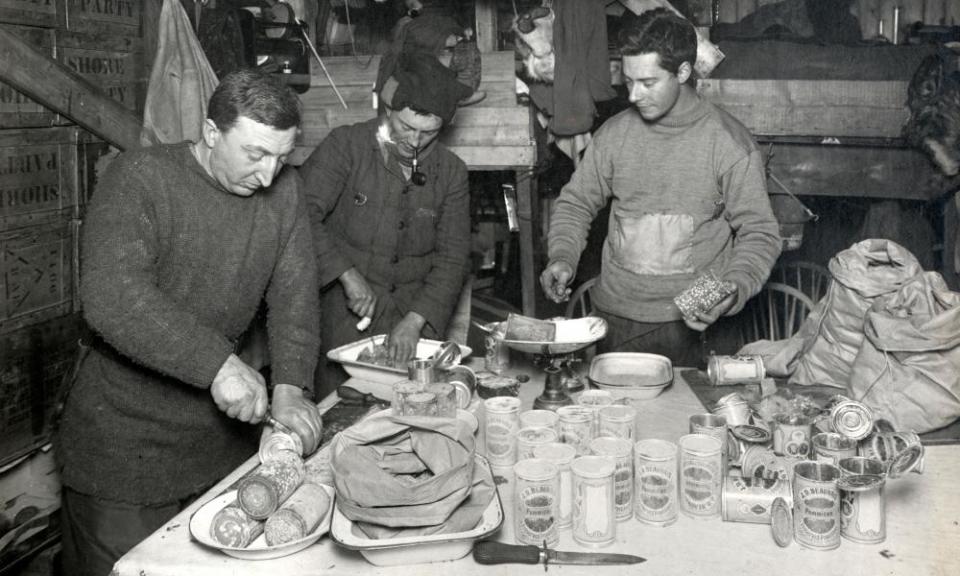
[483,396,521,467]
[476,371,520,399]
[858,431,924,478]
[792,461,842,551]
[571,455,617,547]
[827,395,874,440]
[513,458,560,547]
[722,474,793,524]
[741,445,792,481]
[557,405,595,455]
[729,425,772,468]
[773,413,813,459]
[589,437,634,521]
[713,392,753,426]
[517,426,559,461]
[634,439,679,526]
[707,354,765,386]
[812,432,858,466]
[598,404,637,440]
[838,474,886,544]
[678,434,723,518]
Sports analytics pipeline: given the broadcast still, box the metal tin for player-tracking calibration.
[577,390,614,437]
[556,406,594,455]
[792,461,842,551]
[483,396,521,467]
[520,409,559,431]
[589,437,634,521]
[887,443,924,479]
[533,442,577,528]
[713,392,753,426]
[517,426,559,461]
[729,425,772,468]
[741,445,792,481]
[679,434,723,518]
[838,456,885,478]
[483,326,510,374]
[707,354,765,386]
[838,474,886,544]
[571,455,617,547]
[812,432,858,466]
[770,497,794,548]
[598,404,636,440]
[773,413,813,459]
[828,396,874,440]
[722,475,793,524]
[476,372,520,399]
[634,439,679,526]
[259,430,303,464]
[857,431,924,478]
[407,358,436,385]
[689,413,728,457]
[513,458,560,547]
[442,365,476,409]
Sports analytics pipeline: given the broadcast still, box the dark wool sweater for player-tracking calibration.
[56,143,320,504]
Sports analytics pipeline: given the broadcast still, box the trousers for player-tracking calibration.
[594,309,706,369]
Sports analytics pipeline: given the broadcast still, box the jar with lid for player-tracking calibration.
[513,458,560,547]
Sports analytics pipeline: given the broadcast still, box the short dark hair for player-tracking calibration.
[618,8,697,75]
[207,69,301,132]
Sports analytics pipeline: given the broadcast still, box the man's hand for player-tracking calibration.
[682,290,738,332]
[340,268,377,319]
[211,354,268,423]
[540,260,574,303]
[270,384,323,455]
[387,312,425,365]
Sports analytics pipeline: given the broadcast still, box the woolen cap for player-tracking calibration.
[389,52,472,124]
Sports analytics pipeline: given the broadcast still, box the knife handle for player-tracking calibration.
[473,540,542,565]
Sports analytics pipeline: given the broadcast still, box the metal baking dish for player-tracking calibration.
[326,335,473,386]
[588,353,674,400]
[328,455,502,566]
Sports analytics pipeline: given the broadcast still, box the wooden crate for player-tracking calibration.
[0,220,76,334]
[0,313,80,466]
[55,29,143,113]
[59,0,141,36]
[0,25,58,128]
[0,127,82,230]
[0,0,59,27]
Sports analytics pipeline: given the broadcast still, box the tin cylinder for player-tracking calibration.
[858,431,923,478]
[713,392,753,426]
[556,405,595,455]
[678,434,723,518]
[442,365,476,409]
[259,430,303,464]
[838,474,886,544]
[484,396,522,466]
[812,432,858,466]
[577,390,614,437]
[513,458,560,547]
[773,413,813,459]
[741,445,792,481]
[634,439,678,526]
[792,461,842,551]
[533,442,577,528]
[407,359,436,385]
[689,413,728,457]
[517,426,559,461]
[520,409,559,432]
[426,382,457,418]
[404,391,438,416]
[598,405,637,440]
[707,354,765,386]
[838,456,885,478]
[721,475,792,524]
[827,395,874,440]
[589,437,634,521]
[571,455,617,547]
[484,325,510,374]
[729,425,772,468]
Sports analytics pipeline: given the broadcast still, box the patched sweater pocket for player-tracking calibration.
[611,213,695,275]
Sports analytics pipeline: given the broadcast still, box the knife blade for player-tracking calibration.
[473,540,645,568]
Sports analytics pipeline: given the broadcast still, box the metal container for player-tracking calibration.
[678,434,723,518]
[857,431,924,478]
[827,395,874,440]
[483,324,510,374]
[517,426,559,461]
[838,474,886,544]
[483,396,521,467]
[729,425,772,468]
[722,475,793,524]
[571,455,616,547]
[773,413,813,459]
[812,432,858,466]
[533,442,577,528]
[634,439,679,526]
[713,392,753,426]
[513,458,560,547]
[792,461,842,551]
[598,404,636,440]
[442,365,476,409]
[556,406,594,456]
[589,437,634,521]
[741,445,793,481]
[707,354,765,386]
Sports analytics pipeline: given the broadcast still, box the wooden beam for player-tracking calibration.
[0,26,142,151]
[475,0,498,53]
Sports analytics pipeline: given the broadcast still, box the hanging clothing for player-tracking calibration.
[141,0,218,146]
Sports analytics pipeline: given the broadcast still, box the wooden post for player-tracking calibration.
[516,171,538,316]
[475,0,498,53]
[945,194,960,291]
[0,27,142,151]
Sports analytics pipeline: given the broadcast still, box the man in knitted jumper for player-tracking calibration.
[540,9,781,367]
[55,70,324,576]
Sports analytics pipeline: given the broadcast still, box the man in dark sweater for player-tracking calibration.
[541,9,781,367]
[55,70,323,576]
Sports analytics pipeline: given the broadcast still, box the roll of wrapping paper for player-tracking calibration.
[238,453,305,519]
[265,483,332,546]
[210,502,264,547]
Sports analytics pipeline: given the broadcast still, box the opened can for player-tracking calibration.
[838,474,886,544]
[589,437,634,521]
[533,442,577,528]
[707,354,765,386]
[812,432,857,466]
[571,455,616,547]
[557,405,594,455]
[722,475,793,524]
[713,392,753,426]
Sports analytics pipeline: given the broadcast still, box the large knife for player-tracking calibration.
[473,540,645,569]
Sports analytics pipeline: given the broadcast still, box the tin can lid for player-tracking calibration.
[588,436,633,457]
[731,425,772,444]
[571,455,616,479]
[533,442,577,464]
[837,474,885,492]
[830,402,874,440]
[514,458,559,482]
[886,443,923,479]
[770,497,793,548]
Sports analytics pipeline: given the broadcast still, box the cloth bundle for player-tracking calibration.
[331,412,495,539]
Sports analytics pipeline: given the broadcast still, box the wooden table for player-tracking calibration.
[112,360,959,576]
